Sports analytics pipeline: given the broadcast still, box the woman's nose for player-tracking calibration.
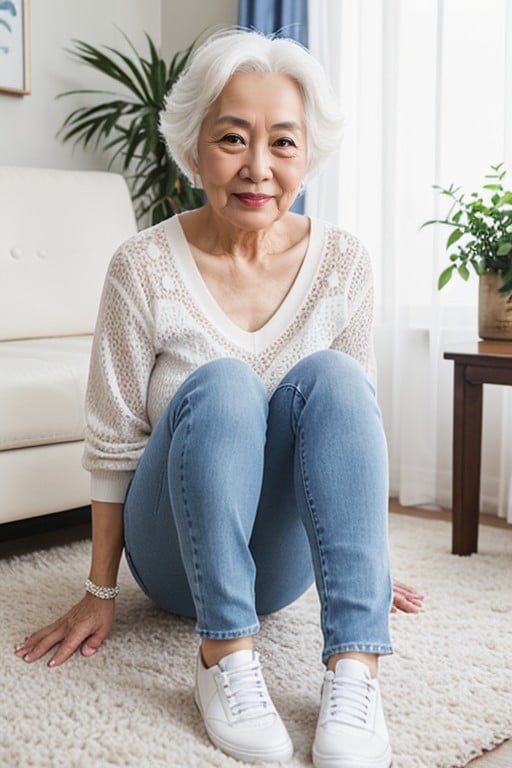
[240,145,272,182]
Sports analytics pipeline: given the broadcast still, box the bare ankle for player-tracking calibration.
[201,636,254,668]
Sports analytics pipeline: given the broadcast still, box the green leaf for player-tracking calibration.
[420,218,455,229]
[438,266,455,290]
[458,263,470,281]
[497,191,512,206]
[476,258,486,275]
[446,229,463,248]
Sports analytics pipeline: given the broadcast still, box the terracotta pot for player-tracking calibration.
[478,272,512,340]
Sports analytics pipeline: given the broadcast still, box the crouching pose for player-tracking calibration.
[17,29,423,768]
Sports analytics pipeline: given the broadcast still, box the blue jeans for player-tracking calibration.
[124,350,392,663]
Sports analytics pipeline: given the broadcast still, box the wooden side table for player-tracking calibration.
[444,341,512,555]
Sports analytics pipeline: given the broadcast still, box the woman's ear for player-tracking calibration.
[185,151,202,187]
[186,149,199,174]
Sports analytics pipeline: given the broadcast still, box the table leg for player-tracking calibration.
[451,363,483,555]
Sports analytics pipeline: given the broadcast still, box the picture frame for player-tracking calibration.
[0,0,30,95]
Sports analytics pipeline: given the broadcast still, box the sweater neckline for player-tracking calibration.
[163,214,322,354]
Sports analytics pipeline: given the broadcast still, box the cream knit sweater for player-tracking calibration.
[83,215,375,503]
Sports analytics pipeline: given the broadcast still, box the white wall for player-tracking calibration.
[0,0,237,171]
[161,0,237,59]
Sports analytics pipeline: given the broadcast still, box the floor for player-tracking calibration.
[1,501,511,767]
[467,742,512,767]
[389,501,512,767]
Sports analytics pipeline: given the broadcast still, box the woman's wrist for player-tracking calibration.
[85,578,119,600]
[88,500,124,591]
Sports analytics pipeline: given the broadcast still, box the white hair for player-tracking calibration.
[159,28,344,185]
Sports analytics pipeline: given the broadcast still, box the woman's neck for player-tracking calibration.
[179,205,304,263]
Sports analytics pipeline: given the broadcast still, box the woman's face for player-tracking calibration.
[195,71,307,231]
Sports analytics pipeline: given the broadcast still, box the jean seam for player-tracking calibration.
[178,409,205,626]
[273,383,302,423]
[322,643,393,665]
[288,383,332,648]
[124,549,150,597]
[196,622,261,639]
[298,424,332,647]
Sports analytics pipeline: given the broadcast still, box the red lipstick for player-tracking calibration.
[234,193,272,207]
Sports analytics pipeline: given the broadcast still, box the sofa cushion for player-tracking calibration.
[0,166,137,341]
[0,336,92,450]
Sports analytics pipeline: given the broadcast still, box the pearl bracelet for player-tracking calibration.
[84,578,119,600]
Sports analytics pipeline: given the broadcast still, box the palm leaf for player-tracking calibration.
[67,40,148,103]
[58,31,203,224]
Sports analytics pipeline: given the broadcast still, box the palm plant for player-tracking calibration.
[58,32,203,225]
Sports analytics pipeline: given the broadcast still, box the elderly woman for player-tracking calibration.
[16,29,423,768]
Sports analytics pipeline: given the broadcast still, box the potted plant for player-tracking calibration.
[422,163,512,340]
[58,32,203,225]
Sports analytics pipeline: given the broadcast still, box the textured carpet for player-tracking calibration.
[1,514,511,768]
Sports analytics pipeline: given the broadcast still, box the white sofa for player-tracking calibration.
[0,166,137,525]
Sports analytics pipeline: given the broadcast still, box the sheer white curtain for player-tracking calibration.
[307,0,512,521]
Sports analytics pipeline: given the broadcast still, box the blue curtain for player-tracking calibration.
[238,0,308,213]
[238,0,308,47]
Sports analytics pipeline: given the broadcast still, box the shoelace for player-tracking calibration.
[220,661,271,719]
[328,675,373,728]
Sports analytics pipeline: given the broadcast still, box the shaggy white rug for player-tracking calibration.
[1,514,511,768]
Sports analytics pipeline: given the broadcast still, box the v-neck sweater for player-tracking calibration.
[83,215,376,503]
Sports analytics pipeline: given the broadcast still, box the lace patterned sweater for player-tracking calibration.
[83,215,375,503]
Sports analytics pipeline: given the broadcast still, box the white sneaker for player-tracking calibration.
[195,649,293,763]
[312,659,392,768]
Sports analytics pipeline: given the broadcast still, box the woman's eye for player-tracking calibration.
[274,138,295,148]
[221,134,244,145]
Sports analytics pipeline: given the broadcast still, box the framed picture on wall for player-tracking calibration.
[0,0,30,95]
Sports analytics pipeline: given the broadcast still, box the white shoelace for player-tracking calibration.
[328,675,373,728]
[220,661,271,719]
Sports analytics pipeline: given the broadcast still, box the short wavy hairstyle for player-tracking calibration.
[159,28,344,185]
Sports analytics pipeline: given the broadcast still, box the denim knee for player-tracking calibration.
[278,350,376,414]
[297,349,370,384]
[169,357,267,429]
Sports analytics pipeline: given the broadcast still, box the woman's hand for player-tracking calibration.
[391,579,424,614]
[14,593,116,667]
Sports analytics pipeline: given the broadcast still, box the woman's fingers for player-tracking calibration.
[391,578,425,613]
[393,579,424,599]
[14,595,115,667]
[14,619,63,661]
[81,625,111,658]
[48,625,96,667]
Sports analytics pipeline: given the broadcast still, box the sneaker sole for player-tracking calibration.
[195,689,294,764]
[312,744,393,768]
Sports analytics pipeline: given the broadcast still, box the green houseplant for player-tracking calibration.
[58,33,203,225]
[422,163,512,339]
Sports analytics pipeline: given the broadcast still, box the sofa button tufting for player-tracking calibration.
[10,247,23,259]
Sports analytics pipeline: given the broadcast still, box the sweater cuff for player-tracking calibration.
[90,470,134,504]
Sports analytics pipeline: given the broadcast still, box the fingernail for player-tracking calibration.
[48,659,56,668]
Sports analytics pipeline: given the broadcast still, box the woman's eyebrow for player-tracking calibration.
[214,115,303,132]
[272,121,303,133]
[214,115,249,128]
